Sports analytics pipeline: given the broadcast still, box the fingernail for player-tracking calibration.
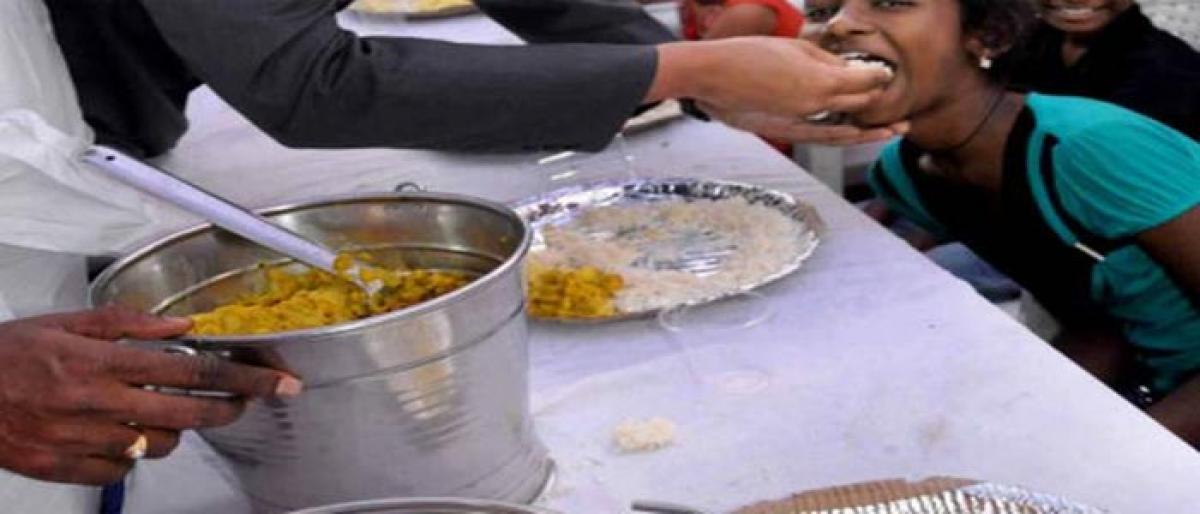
[275,376,304,398]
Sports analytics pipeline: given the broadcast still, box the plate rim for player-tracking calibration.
[510,177,824,324]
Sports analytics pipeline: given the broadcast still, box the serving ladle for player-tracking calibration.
[82,146,383,295]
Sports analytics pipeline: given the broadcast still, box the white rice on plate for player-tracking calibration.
[527,197,808,313]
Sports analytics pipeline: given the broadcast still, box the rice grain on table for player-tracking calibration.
[528,197,806,313]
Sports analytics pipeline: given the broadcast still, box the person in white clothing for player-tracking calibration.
[0,1,302,507]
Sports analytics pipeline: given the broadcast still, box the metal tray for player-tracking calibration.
[512,178,823,322]
[726,478,1106,514]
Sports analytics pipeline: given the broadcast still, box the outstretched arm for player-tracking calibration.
[141,0,890,152]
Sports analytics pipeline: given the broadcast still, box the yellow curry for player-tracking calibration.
[526,265,623,319]
[190,255,471,336]
[190,254,627,334]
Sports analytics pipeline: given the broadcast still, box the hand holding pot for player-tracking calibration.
[0,306,302,485]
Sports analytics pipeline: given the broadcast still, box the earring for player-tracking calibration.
[979,55,994,70]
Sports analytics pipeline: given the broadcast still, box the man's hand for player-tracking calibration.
[0,307,302,485]
[648,37,893,125]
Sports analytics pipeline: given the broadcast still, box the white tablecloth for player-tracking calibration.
[100,10,1200,514]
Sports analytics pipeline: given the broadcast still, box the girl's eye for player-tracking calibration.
[805,6,840,23]
[872,0,914,9]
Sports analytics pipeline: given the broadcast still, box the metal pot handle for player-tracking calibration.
[394,181,425,193]
[119,339,238,398]
[119,338,234,360]
[153,341,199,357]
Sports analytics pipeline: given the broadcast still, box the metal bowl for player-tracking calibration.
[90,192,552,512]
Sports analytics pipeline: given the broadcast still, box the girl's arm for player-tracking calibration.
[1136,205,1200,444]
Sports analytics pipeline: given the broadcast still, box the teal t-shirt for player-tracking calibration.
[870,93,1200,394]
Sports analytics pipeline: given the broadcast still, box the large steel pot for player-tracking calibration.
[287,497,560,514]
[90,193,552,512]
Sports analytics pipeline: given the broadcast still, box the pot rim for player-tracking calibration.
[285,497,559,514]
[88,191,531,345]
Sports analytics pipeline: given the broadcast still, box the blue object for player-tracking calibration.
[927,243,1022,303]
[99,480,126,514]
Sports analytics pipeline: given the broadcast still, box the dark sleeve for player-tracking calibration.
[1006,25,1062,93]
[474,0,676,45]
[1103,39,1200,141]
[1105,80,1200,142]
[138,0,660,152]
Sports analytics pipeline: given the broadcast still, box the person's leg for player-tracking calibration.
[1053,324,1136,385]
[926,243,1022,302]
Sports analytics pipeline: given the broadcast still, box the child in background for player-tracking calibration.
[681,0,805,40]
[1012,0,1200,140]
[679,0,806,153]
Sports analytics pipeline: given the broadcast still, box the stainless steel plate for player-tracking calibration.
[512,178,823,322]
[729,478,1106,514]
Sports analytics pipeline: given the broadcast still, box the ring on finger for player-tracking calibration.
[123,433,148,460]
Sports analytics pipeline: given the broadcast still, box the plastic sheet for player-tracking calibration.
[0,0,176,318]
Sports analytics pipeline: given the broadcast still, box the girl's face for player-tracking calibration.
[805,0,985,126]
[1039,0,1133,36]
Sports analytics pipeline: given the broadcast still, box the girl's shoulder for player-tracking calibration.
[1026,93,1197,166]
[1024,94,1200,239]
[1025,93,1173,136]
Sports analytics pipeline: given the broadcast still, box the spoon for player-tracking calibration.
[81,146,382,295]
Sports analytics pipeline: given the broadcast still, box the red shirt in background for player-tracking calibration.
[678,0,805,155]
[680,0,702,40]
[679,0,805,40]
[724,0,804,37]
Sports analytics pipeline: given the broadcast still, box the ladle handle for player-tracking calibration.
[82,146,338,274]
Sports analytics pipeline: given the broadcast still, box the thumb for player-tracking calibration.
[35,306,193,341]
[822,90,884,114]
[796,39,848,67]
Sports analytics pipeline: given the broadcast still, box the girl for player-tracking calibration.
[807,0,1200,443]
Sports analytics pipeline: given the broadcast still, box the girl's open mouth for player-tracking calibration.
[806,52,898,125]
[841,51,898,80]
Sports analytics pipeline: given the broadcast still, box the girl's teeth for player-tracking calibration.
[846,59,896,81]
[1059,7,1095,16]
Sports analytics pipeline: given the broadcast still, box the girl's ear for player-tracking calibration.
[965,32,1012,63]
